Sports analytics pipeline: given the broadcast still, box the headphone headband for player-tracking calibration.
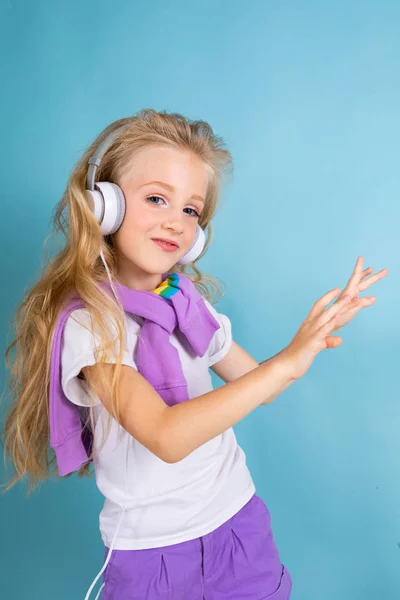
[86,124,130,191]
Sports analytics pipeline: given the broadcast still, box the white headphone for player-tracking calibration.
[85,124,206,265]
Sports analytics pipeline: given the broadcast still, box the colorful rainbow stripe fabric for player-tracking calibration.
[152,273,181,299]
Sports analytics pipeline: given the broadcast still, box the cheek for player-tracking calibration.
[122,202,156,234]
[185,221,198,243]
[112,208,146,249]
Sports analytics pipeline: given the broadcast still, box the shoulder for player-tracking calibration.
[62,306,141,375]
[61,308,139,407]
[201,298,233,367]
[64,307,141,339]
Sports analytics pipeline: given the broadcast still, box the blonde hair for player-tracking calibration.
[1,108,233,493]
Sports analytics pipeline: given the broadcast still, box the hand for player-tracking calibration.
[329,256,388,333]
[281,256,388,380]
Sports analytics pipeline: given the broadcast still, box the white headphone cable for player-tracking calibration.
[83,248,130,600]
[83,431,130,600]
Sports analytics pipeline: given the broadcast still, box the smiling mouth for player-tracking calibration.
[151,238,180,252]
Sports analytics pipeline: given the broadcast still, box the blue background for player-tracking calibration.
[0,1,398,598]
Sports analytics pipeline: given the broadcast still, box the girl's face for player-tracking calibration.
[113,145,208,290]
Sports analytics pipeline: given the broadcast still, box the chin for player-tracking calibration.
[147,251,185,273]
[138,259,177,276]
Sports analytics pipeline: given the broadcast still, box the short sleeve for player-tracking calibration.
[61,308,137,407]
[203,299,233,367]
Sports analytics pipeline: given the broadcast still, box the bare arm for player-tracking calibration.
[211,342,290,405]
[210,340,284,405]
[82,350,294,465]
[81,286,345,465]
[161,351,293,462]
[210,341,259,381]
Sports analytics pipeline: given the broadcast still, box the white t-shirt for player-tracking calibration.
[61,298,256,550]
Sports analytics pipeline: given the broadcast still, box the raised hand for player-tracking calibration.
[281,256,388,381]
[329,256,388,333]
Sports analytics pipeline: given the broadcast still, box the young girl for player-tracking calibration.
[2,109,387,600]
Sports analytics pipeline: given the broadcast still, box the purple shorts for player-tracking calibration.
[101,493,292,599]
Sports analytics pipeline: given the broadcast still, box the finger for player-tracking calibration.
[353,255,364,276]
[339,257,363,299]
[339,265,372,300]
[309,287,342,319]
[357,296,376,306]
[324,335,343,349]
[346,256,364,287]
[337,295,365,317]
[337,300,362,321]
[318,294,353,328]
[340,297,361,315]
[317,307,346,337]
[358,269,389,292]
[334,296,374,324]
[360,267,373,280]
[326,292,353,317]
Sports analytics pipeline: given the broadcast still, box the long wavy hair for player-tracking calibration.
[1,108,233,493]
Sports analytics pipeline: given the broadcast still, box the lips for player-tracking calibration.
[151,238,180,252]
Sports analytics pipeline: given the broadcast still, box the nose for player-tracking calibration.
[161,208,184,235]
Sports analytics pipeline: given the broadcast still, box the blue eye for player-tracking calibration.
[146,196,200,218]
[184,207,200,218]
[146,195,165,205]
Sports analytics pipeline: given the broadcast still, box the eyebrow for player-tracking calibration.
[140,180,205,204]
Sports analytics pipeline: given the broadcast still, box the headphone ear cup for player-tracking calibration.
[177,224,206,265]
[85,181,126,235]
[85,189,104,225]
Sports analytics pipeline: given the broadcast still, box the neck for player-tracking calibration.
[115,260,167,292]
